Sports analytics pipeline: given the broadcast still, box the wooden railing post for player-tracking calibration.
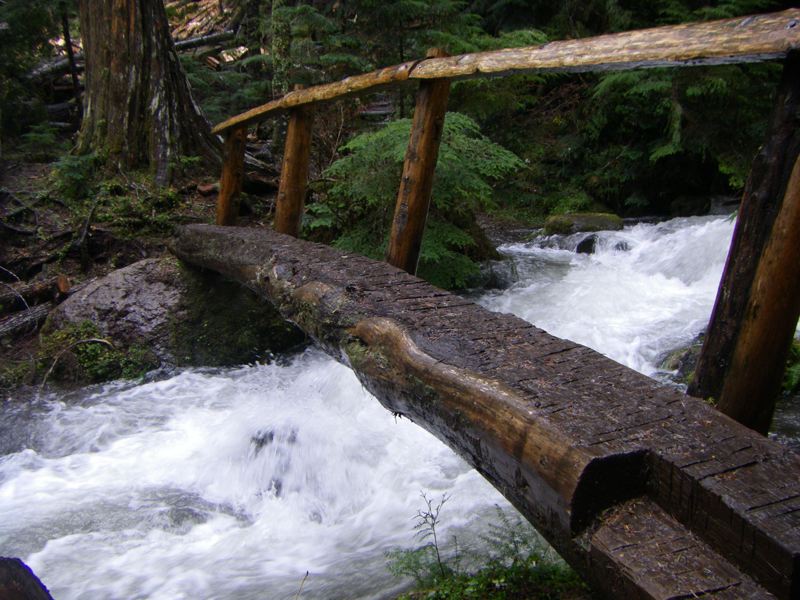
[386,48,451,274]
[689,52,800,433]
[216,126,246,225]
[274,85,313,237]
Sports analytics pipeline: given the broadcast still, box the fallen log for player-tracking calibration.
[172,224,800,599]
[0,277,69,315]
[0,303,52,340]
[27,30,235,81]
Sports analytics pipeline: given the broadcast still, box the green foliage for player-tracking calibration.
[51,153,101,202]
[39,321,157,384]
[388,500,588,599]
[21,122,69,161]
[784,339,800,395]
[0,0,62,136]
[181,56,272,126]
[314,113,523,288]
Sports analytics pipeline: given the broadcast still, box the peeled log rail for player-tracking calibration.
[212,9,800,135]
[172,225,800,600]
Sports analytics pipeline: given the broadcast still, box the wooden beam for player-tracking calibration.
[386,49,451,274]
[212,9,800,135]
[717,153,800,433]
[274,92,314,238]
[215,126,246,226]
[172,224,800,599]
[689,52,800,423]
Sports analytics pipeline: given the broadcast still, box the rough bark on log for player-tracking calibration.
[0,303,52,340]
[386,49,451,274]
[172,224,800,599]
[689,52,800,412]
[212,9,800,134]
[0,557,53,600]
[0,278,67,314]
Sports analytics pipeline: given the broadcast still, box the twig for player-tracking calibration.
[0,265,21,282]
[293,571,309,600]
[40,338,115,391]
[0,281,31,312]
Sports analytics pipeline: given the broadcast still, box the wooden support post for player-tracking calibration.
[717,155,800,433]
[215,126,246,226]
[689,52,800,433]
[274,87,313,238]
[386,48,451,274]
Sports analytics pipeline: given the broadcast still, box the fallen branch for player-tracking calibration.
[40,338,115,391]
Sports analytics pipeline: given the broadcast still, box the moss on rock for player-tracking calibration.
[544,213,623,235]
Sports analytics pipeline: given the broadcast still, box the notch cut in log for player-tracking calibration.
[689,51,800,433]
[274,88,314,238]
[172,224,800,599]
[216,126,246,226]
[386,49,451,274]
[212,9,800,135]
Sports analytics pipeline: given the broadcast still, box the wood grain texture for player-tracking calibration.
[274,102,313,238]
[172,224,800,599]
[411,9,800,80]
[386,49,451,274]
[212,9,800,134]
[215,126,246,226]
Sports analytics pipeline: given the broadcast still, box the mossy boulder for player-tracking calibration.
[44,257,306,383]
[544,212,623,235]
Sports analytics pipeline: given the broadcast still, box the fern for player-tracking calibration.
[316,112,522,288]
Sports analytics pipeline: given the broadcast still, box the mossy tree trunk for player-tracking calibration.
[76,0,221,185]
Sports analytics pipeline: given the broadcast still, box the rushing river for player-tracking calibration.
[2,215,795,599]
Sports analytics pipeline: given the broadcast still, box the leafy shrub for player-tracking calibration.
[21,122,68,161]
[38,321,157,384]
[313,112,524,288]
[51,152,100,201]
[387,499,588,599]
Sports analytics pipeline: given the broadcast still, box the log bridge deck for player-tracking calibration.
[172,224,800,599]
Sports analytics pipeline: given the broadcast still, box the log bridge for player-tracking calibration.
[176,10,800,599]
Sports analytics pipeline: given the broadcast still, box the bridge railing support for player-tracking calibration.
[386,48,451,275]
[689,52,800,433]
[274,85,314,237]
[216,126,247,226]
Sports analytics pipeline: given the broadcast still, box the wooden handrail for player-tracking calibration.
[212,8,800,135]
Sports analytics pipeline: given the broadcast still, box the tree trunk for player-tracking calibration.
[76,0,221,185]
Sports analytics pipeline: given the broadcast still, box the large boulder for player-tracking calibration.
[45,257,306,374]
[544,212,623,235]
